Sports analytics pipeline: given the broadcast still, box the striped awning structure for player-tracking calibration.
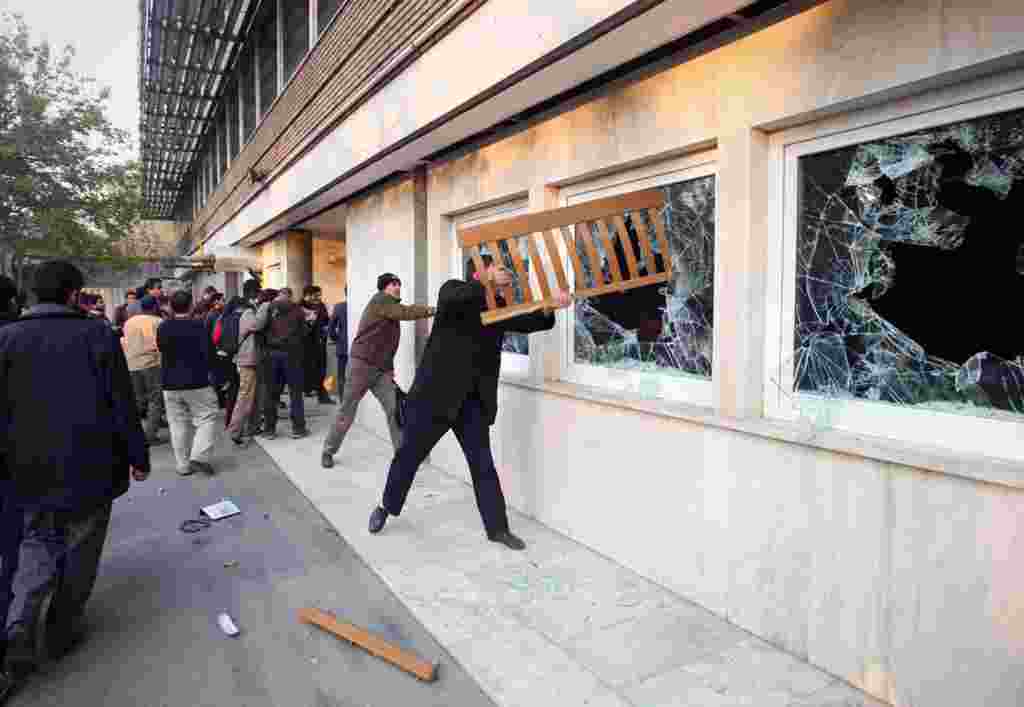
[138,0,259,219]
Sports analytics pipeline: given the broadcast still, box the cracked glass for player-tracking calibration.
[572,176,716,379]
[794,107,1024,419]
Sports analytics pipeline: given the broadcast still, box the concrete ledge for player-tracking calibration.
[500,377,1024,491]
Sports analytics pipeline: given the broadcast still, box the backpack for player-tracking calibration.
[213,309,245,357]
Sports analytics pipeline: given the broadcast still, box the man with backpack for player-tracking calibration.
[262,288,308,439]
[226,280,271,445]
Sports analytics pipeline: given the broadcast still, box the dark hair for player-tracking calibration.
[32,261,85,305]
[202,285,218,295]
[140,295,160,313]
[170,290,193,314]
[135,285,147,299]
[242,279,260,298]
[278,287,292,298]
[144,278,163,292]
[302,285,318,298]
[124,289,136,298]
[377,273,401,291]
[464,254,494,281]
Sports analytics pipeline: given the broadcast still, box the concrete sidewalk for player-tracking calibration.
[257,406,885,707]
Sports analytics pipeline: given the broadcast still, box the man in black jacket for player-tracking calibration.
[368,256,570,550]
[0,262,149,690]
[0,276,23,699]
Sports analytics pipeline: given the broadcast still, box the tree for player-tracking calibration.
[0,13,144,289]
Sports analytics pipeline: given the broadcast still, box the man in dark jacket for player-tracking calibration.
[262,288,309,439]
[0,276,23,699]
[368,257,570,550]
[327,288,349,392]
[301,286,333,404]
[0,262,149,689]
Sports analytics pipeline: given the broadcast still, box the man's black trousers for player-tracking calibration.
[381,394,509,537]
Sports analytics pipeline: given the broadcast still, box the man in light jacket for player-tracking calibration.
[227,280,271,445]
[122,295,165,445]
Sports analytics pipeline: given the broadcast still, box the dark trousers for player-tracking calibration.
[382,395,509,537]
[0,492,21,665]
[4,502,113,668]
[263,349,306,432]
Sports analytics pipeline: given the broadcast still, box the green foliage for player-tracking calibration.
[0,13,142,264]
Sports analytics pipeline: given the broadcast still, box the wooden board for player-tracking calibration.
[457,189,670,326]
[458,189,665,248]
[298,607,438,683]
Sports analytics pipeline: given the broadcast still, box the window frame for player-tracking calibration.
[764,83,1024,462]
[556,151,718,407]
[449,196,532,380]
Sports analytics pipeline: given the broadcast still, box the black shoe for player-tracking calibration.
[0,669,22,704]
[231,436,248,448]
[487,530,526,551]
[321,452,334,469]
[368,506,388,534]
[318,396,335,405]
[262,430,277,440]
[291,428,309,439]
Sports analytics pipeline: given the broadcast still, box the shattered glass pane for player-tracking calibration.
[574,176,716,379]
[462,238,530,354]
[795,107,1024,418]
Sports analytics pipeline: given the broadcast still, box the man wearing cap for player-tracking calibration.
[321,273,435,468]
[122,295,166,445]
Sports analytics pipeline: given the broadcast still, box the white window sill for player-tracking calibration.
[498,377,1024,491]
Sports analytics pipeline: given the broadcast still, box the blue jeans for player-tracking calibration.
[263,349,306,432]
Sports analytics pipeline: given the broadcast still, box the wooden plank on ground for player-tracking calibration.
[298,607,437,683]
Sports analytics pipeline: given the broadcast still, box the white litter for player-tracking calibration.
[217,612,240,637]
[201,499,241,520]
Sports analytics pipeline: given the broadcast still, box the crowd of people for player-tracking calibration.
[0,254,571,702]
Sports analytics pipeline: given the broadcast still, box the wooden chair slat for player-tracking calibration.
[504,239,533,303]
[542,230,569,291]
[631,210,657,275]
[576,222,606,289]
[610,214,640,280]
[651,207,673,277]
[525,234,552,302]
[560,225,586,287]
[594,219,624,287]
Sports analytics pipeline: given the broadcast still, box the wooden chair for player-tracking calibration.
[457,189,672,325]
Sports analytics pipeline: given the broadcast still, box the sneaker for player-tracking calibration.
[321,452,334,469]
[291,428,309,439]
[187,460,206,475]
[262,430,277,440]
[177,464,195,476]
[318,396,335,405]
[145,436,167,447]
[231,436,249,448]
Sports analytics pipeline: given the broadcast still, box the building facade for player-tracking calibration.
[139,2,1024,705]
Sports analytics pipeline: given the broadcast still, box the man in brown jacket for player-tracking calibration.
[321,273,434,468]
[122,295,165,445]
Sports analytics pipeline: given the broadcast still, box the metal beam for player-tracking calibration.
[147,60,229,77]
[159,19,243,43]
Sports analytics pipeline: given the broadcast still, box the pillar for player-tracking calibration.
[712,128,772,418]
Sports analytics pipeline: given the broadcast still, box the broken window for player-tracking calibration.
[572,175,716,379]
[795,107,1024,417]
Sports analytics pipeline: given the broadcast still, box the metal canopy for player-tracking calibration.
[138,0,261,219]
